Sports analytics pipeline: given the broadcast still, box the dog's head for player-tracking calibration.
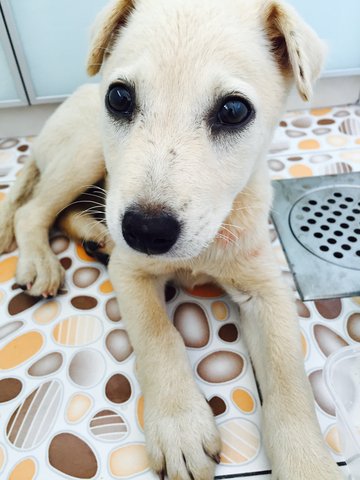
[88,0,324,259]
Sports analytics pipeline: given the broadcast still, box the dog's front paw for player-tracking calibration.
[272,455,344,480]
[16,248,65,297]
[269,426,344,480]
[144,390,221,480]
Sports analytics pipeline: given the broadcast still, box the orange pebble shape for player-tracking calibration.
[137,395,144,430]
[100,280,114,294]
[185,283,224,298]
[310,108,332,116]
[0,331,43,369]
[0,256,18,283]
[232,389,255,413]
[325,425,341,454]
[301,332,308,358]
[76,244,94,262]
[109,444,149,477]
[0,444,5,472]
[298,139,320,150]
[289,164,313,178]
[9,458,36,480]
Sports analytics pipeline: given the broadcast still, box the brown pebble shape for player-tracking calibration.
[165,284,177,302]
[173,302,210,348]
[49,433,98,479]
[314,325,348,357]
[105,297,121,322]
[317,119,334,125]
[314,299,342,319]
[197,351,244,383]
[296,300,311,318]
[0,378,22,403]
[90,409,127,441]
[50,235,69,254]
[28,352,63,376]
[106,329,133,362]
[208,396,227,416]
[8,292,41,315]
[218,324,239,342]
[71,296,98,310]
[309,370,335,416]
[73,267,100,288]
[60,257,72,270]
[347,313,360,342]
[105,374,132,403]
[17,144,29,152]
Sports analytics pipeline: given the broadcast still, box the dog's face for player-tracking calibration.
[88,0,324,260]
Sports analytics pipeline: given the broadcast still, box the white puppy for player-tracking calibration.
[0,0,343,479]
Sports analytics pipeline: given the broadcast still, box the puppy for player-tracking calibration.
[0,0,343,478]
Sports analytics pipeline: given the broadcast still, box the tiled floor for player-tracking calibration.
[1,104,360,479]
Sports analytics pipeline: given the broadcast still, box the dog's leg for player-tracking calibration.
[109,255,221,480]
[57,205,114,265]
[219,246,343,480]
[0,158,39,253]
[14,161,104,297]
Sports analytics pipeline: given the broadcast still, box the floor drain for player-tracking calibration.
[271,173,360,300]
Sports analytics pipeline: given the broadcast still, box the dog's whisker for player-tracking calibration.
[219,225,239,242]
[222,223,244,232]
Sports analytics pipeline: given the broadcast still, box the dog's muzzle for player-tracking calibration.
[122,206,181,255]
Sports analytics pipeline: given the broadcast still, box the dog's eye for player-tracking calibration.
[217,98,252,126]
[106,84,134,116]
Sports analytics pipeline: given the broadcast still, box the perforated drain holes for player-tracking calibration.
[290,186,360,270]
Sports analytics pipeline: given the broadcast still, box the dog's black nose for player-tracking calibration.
[122,208,181,255]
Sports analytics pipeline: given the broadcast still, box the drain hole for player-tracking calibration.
[340,223,349,229]
[355,229,360,234]
[327,199,336,204]
[327,218,336,223]
[321,225,330,231]
[314,212,323,217]
[356,251,360,257]
[308,219,316,224]
[314,232,323,238]
[334,192,342,198]
[348,236,357,243]
[347,216,355,221]
[334,230,343,236]
[333,211,342,216]
[321,205,330,211]
[345,197,353,202]
[328,238,337,245]
[302,206,310,212]
[334,252,343,259]
[353,208,360,214]
[320,245,329,252]
[301,226,309,232]
[342,244,351,251]
[339,204,348,209]
[309,200,317,205]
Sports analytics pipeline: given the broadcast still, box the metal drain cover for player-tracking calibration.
[271,173,360,300]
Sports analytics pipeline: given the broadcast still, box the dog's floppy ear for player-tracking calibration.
[263,0,326,101]
[87,0,135,76]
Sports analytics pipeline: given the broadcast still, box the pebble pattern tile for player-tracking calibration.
[1,104,359,479]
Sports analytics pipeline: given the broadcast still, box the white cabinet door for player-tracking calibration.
[2,0,108,104]
[0,12,27,108]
